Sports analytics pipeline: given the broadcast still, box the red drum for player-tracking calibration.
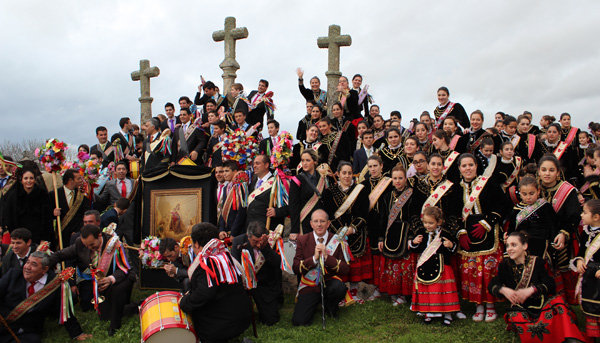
[139,291,196,343]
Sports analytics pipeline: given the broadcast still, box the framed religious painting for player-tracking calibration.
[149,188,202,242]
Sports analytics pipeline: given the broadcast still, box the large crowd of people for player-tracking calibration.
[0,71,600,343]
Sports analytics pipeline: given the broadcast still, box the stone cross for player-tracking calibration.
[213,17,248,95]
[131,59,160,124]
[317,25,352,114]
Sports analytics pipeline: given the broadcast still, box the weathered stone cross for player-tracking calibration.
[213,17,248,95]
[317,25,352,114]
[131,59,160,124]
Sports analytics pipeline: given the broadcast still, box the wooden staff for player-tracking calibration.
[0,312,19,343]
[51,172,65,269]
[265,181,277,230]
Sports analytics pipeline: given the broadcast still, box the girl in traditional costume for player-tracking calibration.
[538,154,581,304]
[466,110,487,153]
[489,231,585,343]
[453,153,506,322]
[322,162,370,302]
[433,86,469,131]
[442,117,468,154]
[378,165,418,305]
[514,115,544,166]
[541,123,577,182]
[361,155,392,300]
[573,200,600,341]
[371,115,386,150]
[414,123,432,153]
[506,176,558,261]
[559,113,581,147]
[291,124,321,175]
[378,128,408,175]
[410,206,460,325]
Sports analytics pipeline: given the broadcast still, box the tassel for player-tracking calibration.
[275,239,293,274]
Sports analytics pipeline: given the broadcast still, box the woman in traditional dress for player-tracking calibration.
[355,121,369,151]
[296,102,323,142]
[322,162,370,302]
[335,76,360,121]
[361,155,392,300]
[489,231,585,343]
[331,102,357,145]
[573,199,600,340]
[412,151,429,178]
[514,115,544,166]
[378,128,408,175]
[442,117,468,153]
[466,110,487,153]
[371,115,387,149]
[433,87,469,131]
[410,206,460,325]
[559,113,581,147]
[401,136,419,170]
[291,124,321,175]
[378,165,418,305]
[297,68,327,109]
[289,150,327,240]
[414,123,432,153]
[541,123,577,182]
[538,154,581,304]
[453,153,506,322]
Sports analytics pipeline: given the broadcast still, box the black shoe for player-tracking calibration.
[123,303,139,316]
[108,328,116,336]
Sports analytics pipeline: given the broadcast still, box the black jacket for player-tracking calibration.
[171,125,208,164]
[3,184,54,245]
[245,175,288,230]
[48,187,90,245]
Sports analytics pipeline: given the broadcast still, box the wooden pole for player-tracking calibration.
[0,312,20,343]
[51,172,64,252]
[265,181,276,230]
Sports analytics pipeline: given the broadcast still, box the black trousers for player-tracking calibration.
[291,279,347,326]
[251,286,280,326]
[0,333,41,343]
[78,277,133,330]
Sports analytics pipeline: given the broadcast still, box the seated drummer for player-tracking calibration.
[0,251,92,342]
[158,238,191,292]
[292,209,350,326]
[49,224,135,337]
[180,223,251,343]
[231,221,283,326]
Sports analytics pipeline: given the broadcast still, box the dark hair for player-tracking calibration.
[203,81,216,90]
[390,110,401,119]
[458,153,478,166]
[259,79,269,88]
[337,161,352,173]
[331,102,343,112]
[84,210,101,223]
[428,152,443,163]
[96,126,107,135]
[470,110,484,121]
[419,112,431,119]
[178,96,192,104]
[414,151,427,160]
[414,122,428,133]
[255,154,270,166]
[115,197,130,210]
[391,164,407,176]
[560,112,571,120]
[119,117,130,129]
[547,123,561,133]
[231,83,243,91]
[159,237,178,255]
[422,206,443,222]
[11,228,32,242]
[437,86,450,96]
[116,161,129,172]
[318,116,332,126]
[519,163,538,177]
[81,224,101,239]
[500,140,514,151]
[247,221,267,238]
[432,130,450,144]
[62,169,78,185]
[442,116,458,128]
[352,74,362,81]
[300,149,318,163]
[496,112,506,120]
[78,144,89,154]
[542,115,556,124]
[538,154,560,170]
[165,102,175,110]
[480,137,494,148]
[508,231,529,244]
[306,99,317,106]
[517,114,530,125]
[267,119,279,129]
[367,155,383,165]
[518,175,539,190]
[386,127,401,138]
[584,199,600,216]
[503,115,517,126]
[370,104,380,111]
[205,99,217,107]
[361,129,374,139]
[214,120,226,130]
[589,122,600,132]
[404,136,419,146]
[190,222,219,246]
[222,160,238,171]
[180,107,192,115]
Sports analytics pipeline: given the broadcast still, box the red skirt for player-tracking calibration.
[411,264,460,313]
[372,253,385,287]
[586,315,600,338]
[459,249,502,304]
[505,296,585,343]
[450,254,462,291]
[345,245,373,283]
[553,269,578,305]
[379,253,417,296]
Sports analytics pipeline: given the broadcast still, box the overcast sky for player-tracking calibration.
[1,1,599,148]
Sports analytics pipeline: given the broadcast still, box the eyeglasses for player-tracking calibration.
[414,159,427,165]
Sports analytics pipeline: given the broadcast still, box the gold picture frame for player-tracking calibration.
[149,188,202,241]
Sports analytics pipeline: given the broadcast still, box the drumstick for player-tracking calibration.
[124,244,140,251]
[0,313,20,343]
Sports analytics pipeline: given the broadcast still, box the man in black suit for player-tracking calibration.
[218,161,247,238]
[1,228,37,276]
[171,108,208,164]
[0,251,91,342]
[246,155,288,230]
[49,224,135,336]
[110,117,136,160]
[352,130,375,174]
[231,221,283,325]
[247,79,272,127]
[100,198,129,229]
[96,161,134,211]
[158,238,190,292]
[194,81,228,115]
[141,118,171,173]
[206,120,227,168]
[179,223,251,343]
[50,169,90,248]
[259,119,280,156]
[160,102,181,133]
[90,126,113,167]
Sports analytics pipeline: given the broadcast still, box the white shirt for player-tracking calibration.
[256,172,272,188]
[120,129,130,142]
[252,92,265,103]
[63,186,75,207]
[16,247,32,266]
[364,146,374,158]
[150,132,159,142]
[26,273,48,296]
[312,231,330,264]
[117,178,131,197]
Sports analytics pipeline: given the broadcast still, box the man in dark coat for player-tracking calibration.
[245,155,288,230]
[158,238,191,292]
[0,251,91,342]
[179,223,251,343]
[231,221,283,325]
[170,108,208,164]
[1,228,37,277]
[50,169,90,248]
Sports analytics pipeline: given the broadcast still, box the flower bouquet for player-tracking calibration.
[35,138,68,173]
[222,129,258,170]
[270,131,293,169]
[139,236,164,268]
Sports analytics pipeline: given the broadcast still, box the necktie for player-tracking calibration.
[121,180,127,198]
[317,237,324,244]
[0,178,6,188]
[217,184,224,203]
[91,250,99,267]
[27,281,36,297]
[19,257,26,266]
[256,179,263,188]
[68,190,75,207]
[170,119,174,131]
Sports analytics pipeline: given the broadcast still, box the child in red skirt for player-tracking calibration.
[410,206,460,325]
[573,200,600,342]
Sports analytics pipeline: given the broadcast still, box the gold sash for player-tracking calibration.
[62,190,84,229]
[442,151,460,175]
[368,177,392,211]
[247,178,274,206]
[334,184,365,219]
[501,156,522,192]
[299,176,326,223]
[462,175,492,221]
[422,179,453,213]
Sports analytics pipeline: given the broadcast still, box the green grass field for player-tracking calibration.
[41,284,589,343]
